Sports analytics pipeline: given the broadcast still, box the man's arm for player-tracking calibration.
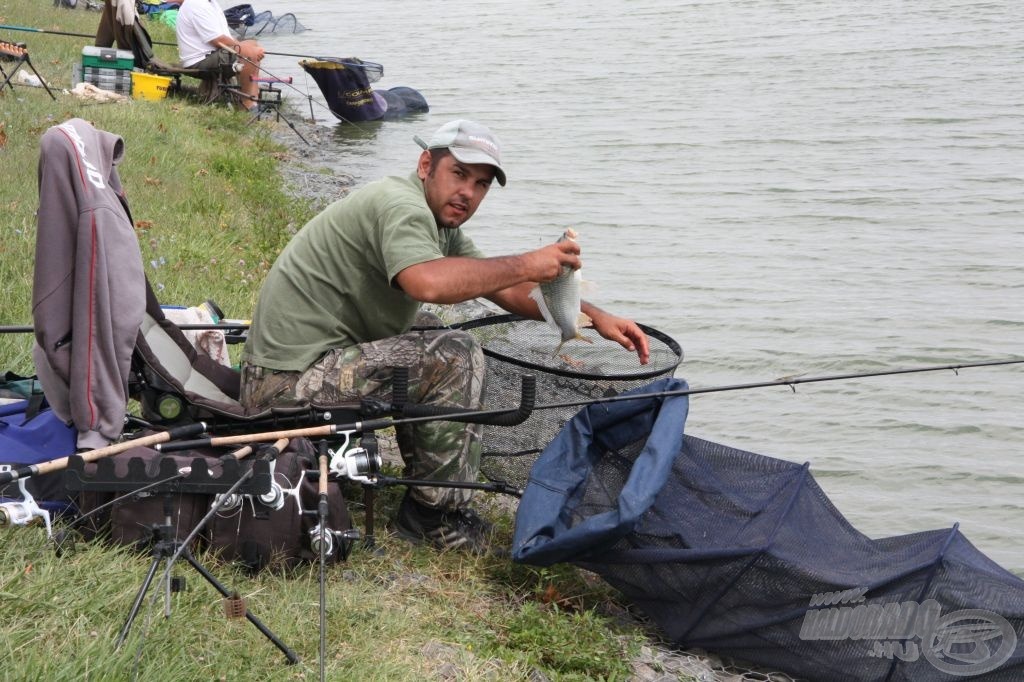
[581,301,651,364]
[397,238,651,364]
[485,285,651,364]
[394,240,579,304]
[210,35,265,61]
[485,279,652,365]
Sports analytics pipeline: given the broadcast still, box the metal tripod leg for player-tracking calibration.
[180,548,300,664]
[115,548,166,649]
[113,510,299,664]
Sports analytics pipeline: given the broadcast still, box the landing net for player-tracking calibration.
[229,8,308,38]
[455,314,682,488]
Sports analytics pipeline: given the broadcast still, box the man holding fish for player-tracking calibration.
[241,119,648,552]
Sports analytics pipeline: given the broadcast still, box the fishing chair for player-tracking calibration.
[130,280,382,432]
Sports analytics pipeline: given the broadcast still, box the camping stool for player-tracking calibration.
[143,58,239,106]
[0,41,57,100]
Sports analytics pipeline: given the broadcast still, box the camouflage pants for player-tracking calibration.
[240,326,485,509]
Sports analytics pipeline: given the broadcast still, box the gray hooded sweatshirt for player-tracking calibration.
[32,118,145,450]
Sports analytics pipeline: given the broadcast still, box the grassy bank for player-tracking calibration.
[0,0,307,372]
[0,2,654,680]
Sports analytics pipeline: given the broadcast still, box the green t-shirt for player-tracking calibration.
[242,172,485,371]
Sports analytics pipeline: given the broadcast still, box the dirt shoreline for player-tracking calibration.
[264,115,797,682]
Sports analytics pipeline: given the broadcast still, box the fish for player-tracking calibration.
[529,228,594,355]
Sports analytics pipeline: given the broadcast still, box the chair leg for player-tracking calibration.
[0,55,57,101]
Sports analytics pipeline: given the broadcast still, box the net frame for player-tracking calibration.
[455,314,682,487]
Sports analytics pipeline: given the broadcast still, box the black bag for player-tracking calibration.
[75,446,215,547]
[75,438,351,572]
[208,438,352,572]
[223,4,256,28]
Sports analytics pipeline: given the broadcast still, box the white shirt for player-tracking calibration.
[176,0,233,67]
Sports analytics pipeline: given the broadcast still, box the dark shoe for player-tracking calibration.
[394,492,492,553]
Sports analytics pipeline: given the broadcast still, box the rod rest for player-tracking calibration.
[400,374,535,427]
[63,453,273,495]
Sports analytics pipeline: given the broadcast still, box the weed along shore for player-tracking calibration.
[0,2,794,680]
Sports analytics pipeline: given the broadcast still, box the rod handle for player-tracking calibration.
[401,375,535,426]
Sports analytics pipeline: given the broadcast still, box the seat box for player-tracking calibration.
[81,46,134,71]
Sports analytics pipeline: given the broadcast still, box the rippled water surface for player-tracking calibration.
[253,0,1023,568]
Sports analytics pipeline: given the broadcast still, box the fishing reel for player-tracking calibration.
[328,430,382,483]
[212,458,300,513]
[212,491,245,513]
[0,466,53,538]
[308,524,360,559]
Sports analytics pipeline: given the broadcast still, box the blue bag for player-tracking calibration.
[0,398,78,514]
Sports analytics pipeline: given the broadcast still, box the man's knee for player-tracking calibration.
[424,330,484,370]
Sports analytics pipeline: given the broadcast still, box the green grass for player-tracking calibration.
[1,498,644,681]
[0,2,662,680]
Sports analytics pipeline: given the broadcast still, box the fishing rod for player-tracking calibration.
[535,356,1024,411]
[0,374,530,491]
[0,323,248,333]
[155,375,538,452]
[0,422,206,485]
[153,356,1022,451]
[315,439,329,682]
[0,23,350,61]
[0,23,106,42]
[138,356,1024,457]
[4,359,1019,490]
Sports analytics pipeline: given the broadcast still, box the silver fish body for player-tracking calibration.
[529,229,592,354]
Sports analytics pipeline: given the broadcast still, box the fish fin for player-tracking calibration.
[528,284,560,332]
[577,312,593,329]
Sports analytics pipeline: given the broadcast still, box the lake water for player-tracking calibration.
[250,0,1023,570]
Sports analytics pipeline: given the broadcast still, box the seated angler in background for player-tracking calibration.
[174,0,265,111]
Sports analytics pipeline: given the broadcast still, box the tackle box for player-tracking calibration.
[81,46,134,71]
[83,66,133,83]
[72,63,132,94]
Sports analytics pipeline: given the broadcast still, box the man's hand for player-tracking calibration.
[239,40,265,62]
[519,240,580,282]
[585,306,651,365]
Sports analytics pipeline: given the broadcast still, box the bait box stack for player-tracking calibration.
[80,47,134,95]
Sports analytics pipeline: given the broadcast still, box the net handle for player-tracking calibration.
[401,375,535,427]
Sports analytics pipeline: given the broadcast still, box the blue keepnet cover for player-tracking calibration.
[512,377,689,566]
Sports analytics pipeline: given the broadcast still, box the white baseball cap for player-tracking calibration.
[414,119,506,186]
